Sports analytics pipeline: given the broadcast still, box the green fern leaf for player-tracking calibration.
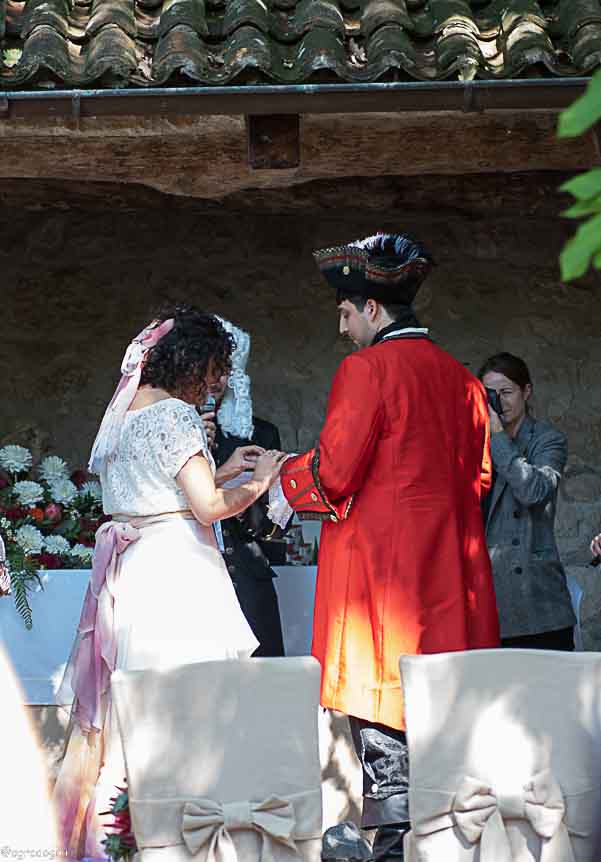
[11,575,33,630]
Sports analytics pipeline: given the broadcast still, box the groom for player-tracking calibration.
[280,233,500,861]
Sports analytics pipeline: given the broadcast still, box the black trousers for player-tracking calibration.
[232,573,285,657]
[348,716,410,829]
[501,626,574,651]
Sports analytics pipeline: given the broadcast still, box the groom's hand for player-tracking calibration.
[231,445,265,474]
[215,445,266,487]
[200,411,217,448]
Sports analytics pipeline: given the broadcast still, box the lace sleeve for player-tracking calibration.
[156,401,210,478]
[267,477,294,529]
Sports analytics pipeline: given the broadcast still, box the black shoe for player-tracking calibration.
[321,821,373,861]
[371,823,409,862]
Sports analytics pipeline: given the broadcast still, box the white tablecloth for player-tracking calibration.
[0,565,318,704]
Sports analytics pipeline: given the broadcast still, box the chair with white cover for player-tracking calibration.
[111,657,323,862]
[400,649,601,862]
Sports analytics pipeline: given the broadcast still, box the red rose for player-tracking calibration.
[70,469,90,488]
[35,552,62,570]
[78,535,95,547]
[5,506,27,521]
[30,507,45,523]
[45,503,63,522]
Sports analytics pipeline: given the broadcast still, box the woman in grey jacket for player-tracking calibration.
[479,352,575,650]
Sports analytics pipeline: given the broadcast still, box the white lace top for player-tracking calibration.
[100,398,214,516]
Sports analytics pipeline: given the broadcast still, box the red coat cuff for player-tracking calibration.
[281,450,354,523]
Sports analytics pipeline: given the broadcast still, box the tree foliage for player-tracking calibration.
[557,70,601,281]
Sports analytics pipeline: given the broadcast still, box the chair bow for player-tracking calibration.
[181,795,300,862]
[452,769,575,862]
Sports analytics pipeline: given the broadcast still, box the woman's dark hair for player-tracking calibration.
[140,303,234,404]
[478,352,532,390]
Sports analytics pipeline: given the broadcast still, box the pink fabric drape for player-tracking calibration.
[54,521,140,857]
[88,317,174,475]
[58,521,141,733]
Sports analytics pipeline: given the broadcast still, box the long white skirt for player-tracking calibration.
[54,517,258,858]
[114,517,258,669]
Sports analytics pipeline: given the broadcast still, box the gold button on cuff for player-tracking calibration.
[330,515,337,522]
[290,479,297,489]
[342,265,350,275]
[310,492,318,502]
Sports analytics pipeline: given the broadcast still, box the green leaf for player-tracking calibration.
[594,249,601,269]
[558,69,601,138]
[113,791,129,813]
[560,168,601,201]
[562,198,601,219]
[2,49,23,68]
[10,575,33,630]
[560,212,601,280]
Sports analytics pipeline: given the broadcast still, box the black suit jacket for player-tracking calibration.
[213,416,285,581]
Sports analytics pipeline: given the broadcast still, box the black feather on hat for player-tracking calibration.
[313,232,434,306]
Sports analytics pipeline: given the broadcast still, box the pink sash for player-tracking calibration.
[58,521,141,734]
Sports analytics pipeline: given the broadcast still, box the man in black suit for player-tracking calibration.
[203,319,286,657]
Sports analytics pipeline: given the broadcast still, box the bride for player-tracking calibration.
[53,305,286,858]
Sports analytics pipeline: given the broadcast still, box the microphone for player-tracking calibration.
[200,394,217,414]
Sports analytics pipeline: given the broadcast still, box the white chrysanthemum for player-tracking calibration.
[0,518,13,540]
[0,445,32,474]
[39,455,69,484]
[13,480,45,507]
[50,478,78,505]
[71,543,94,563]
[80,481,102,502]
[14,524,44,555]
[43,535,71,556]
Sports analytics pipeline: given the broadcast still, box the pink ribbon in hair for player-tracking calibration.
[88,318,175,475]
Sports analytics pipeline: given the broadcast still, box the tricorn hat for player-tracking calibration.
[313,232,434,306]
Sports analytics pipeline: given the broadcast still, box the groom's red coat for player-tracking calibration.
[281,337,500,731]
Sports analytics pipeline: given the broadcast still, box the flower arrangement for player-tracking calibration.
[101,784,137,861]
[0,445,108,628]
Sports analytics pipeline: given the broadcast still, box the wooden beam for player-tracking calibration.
[247,115,300,170]
[0,110,595,200]
[0,172,574,217]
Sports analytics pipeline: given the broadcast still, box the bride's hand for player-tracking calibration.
[253,450,288,487]
[219,445,265,483]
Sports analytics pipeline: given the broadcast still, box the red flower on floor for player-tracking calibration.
[101,784,137,861]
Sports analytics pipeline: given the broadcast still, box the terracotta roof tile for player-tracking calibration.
[1,0,600,89]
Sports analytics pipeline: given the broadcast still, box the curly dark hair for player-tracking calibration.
[139,304,234,405]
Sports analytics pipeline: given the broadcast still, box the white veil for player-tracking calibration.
[217,318,254,439]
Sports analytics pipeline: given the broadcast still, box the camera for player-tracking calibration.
[485,387,503,418]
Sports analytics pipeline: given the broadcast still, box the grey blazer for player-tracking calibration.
[485,414,576,639]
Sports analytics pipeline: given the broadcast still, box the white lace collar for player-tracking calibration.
[216,318,254,439]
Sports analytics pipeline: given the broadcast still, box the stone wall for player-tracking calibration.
[1,173,601,646]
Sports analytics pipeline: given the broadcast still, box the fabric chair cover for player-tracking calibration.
[111,657,323,862]
[400,649,601,862]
